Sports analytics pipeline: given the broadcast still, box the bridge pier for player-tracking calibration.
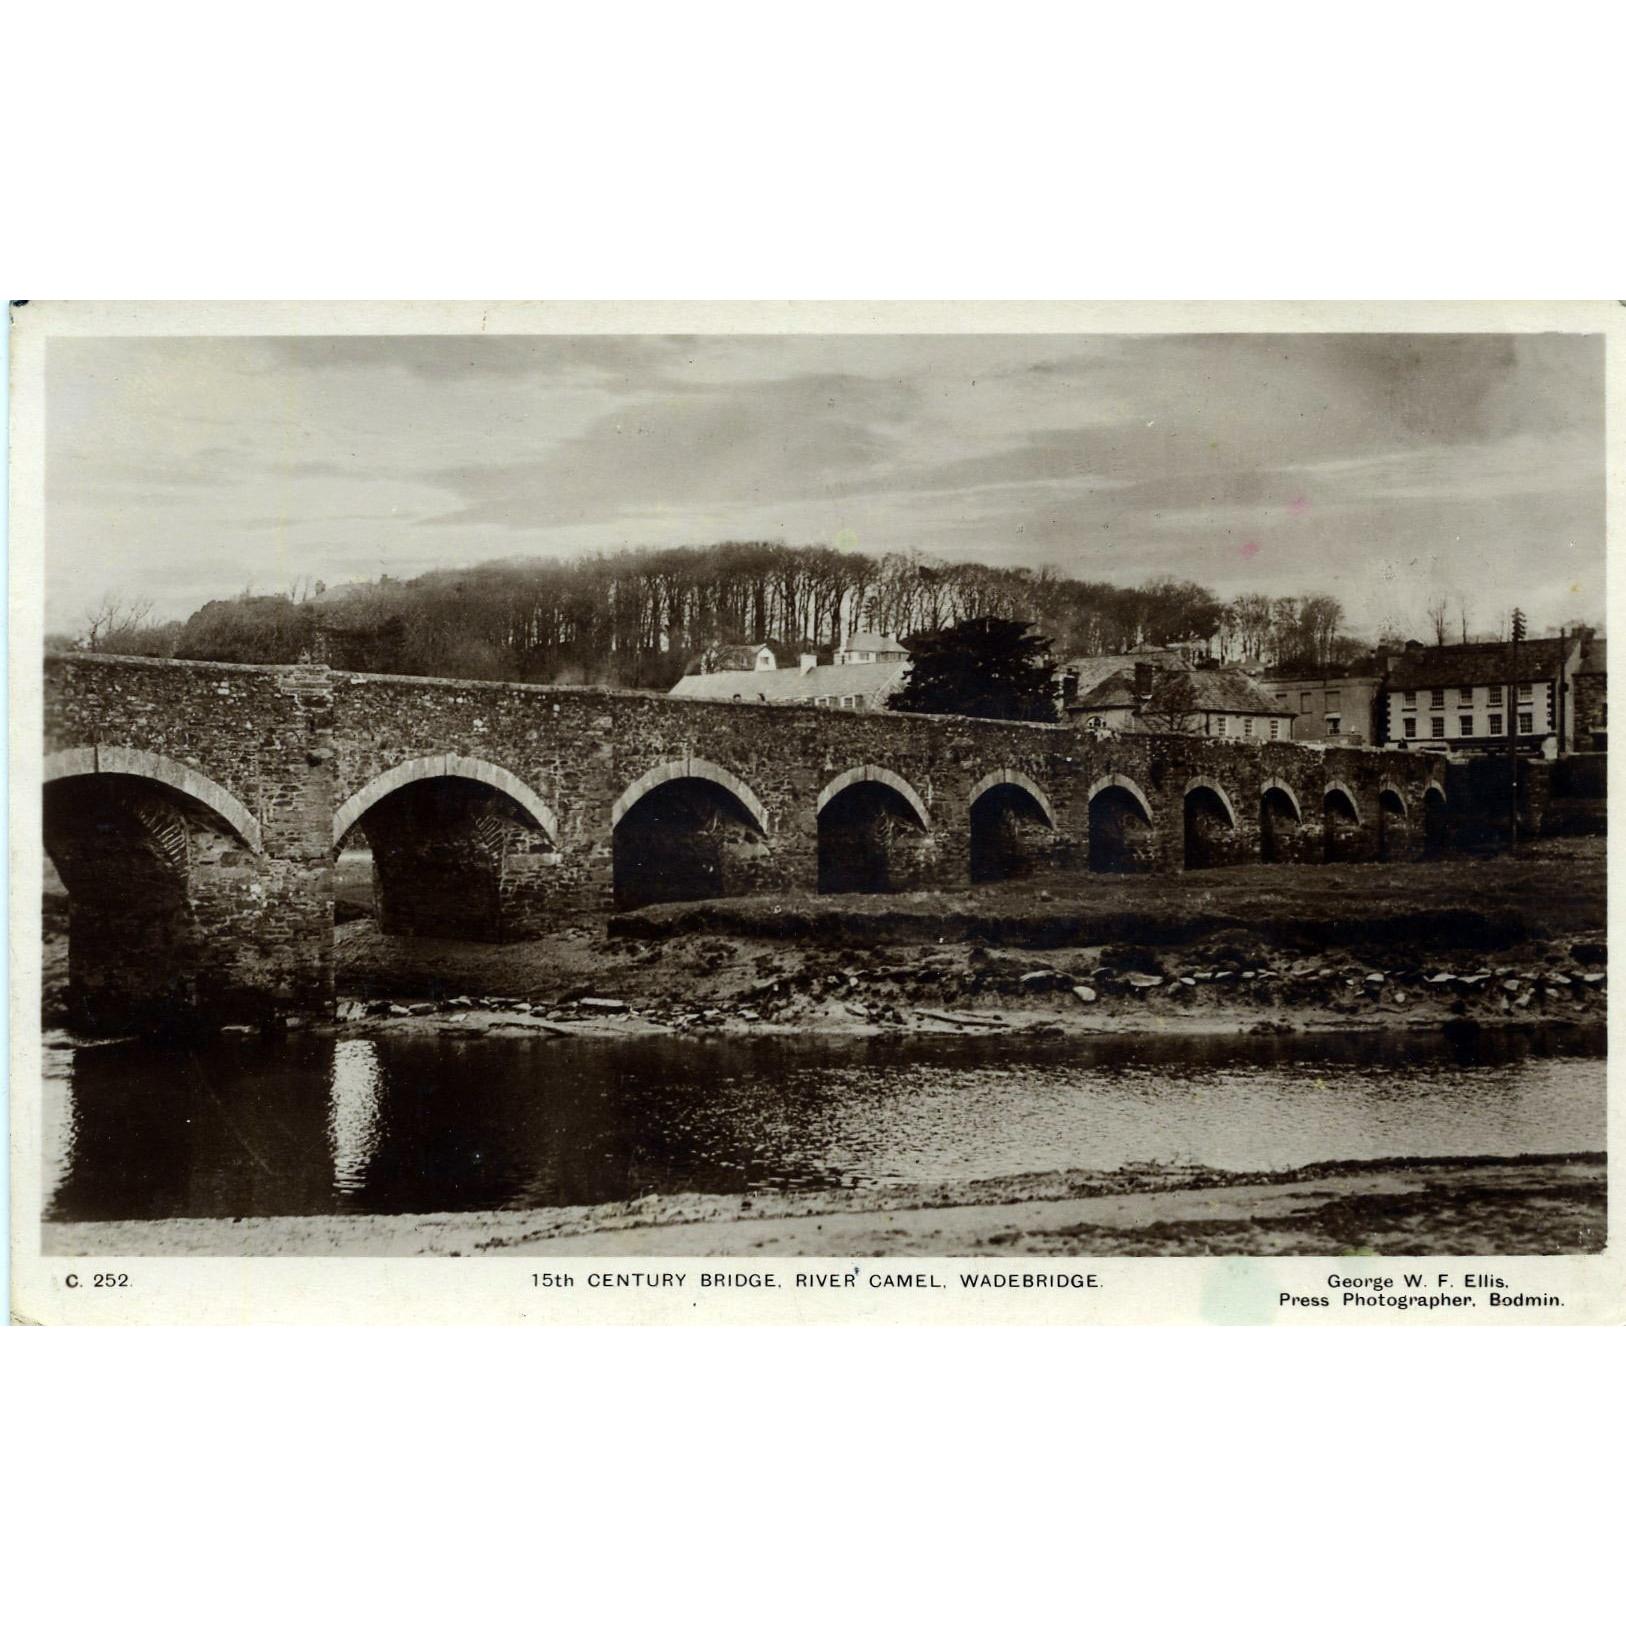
[44,771,334,1032]
[43,668,336,1032]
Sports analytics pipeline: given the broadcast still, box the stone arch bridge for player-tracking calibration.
[43,654,1450,1027]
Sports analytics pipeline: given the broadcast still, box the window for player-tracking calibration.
[1268,719,1281,740]
[1326,690,1341,709]
[1274,692,1287,704]
[1402,690,1417,709]
[1403,718,1417,739]
[1300,692,1313,712]
[1431,717,1445,738]
[1518,712,1533,734]
[1458,686,1474,703]
[1459,714,1474,737]
[1487,686,1502,705]
[1488,713,1503,735]
[1242,716,1254,738]
[1326,714,1341,736]
[1517,682,1533,700]
[1214,715,1228,736]
[1430,688,1445,709]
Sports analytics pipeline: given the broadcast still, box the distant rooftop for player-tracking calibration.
[840,630,908,654]
[1388,637,1579,689]
[1072,665,1294,717]
[670,660,908,705]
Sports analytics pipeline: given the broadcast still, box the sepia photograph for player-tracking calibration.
[18,309,1611,1267]
[9,24,1624,1626]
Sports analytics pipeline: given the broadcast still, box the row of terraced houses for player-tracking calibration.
[671,626,1605,761]
[1267,632,1604,757]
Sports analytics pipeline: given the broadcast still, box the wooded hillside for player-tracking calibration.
[63,540,1367,684]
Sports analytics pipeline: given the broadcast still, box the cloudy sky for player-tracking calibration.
[45,331,1604,638]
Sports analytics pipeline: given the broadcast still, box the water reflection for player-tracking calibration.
[328,1039,383,1193]
[43,1024,1607,1224]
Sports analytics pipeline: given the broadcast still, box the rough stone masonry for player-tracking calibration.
[43,653,1451,1028]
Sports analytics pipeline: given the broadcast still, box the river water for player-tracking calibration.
[41,1023,1605,1224]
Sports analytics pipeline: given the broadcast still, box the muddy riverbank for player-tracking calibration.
[42,840,1605,1043]
[325,922,1606,1043]
[320,840,1608,1042]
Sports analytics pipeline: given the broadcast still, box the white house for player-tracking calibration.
[1384,637,1587,755]
[835,630,909,666]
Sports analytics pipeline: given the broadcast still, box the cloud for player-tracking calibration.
[43,330,1605,639]
[415,369,920,528]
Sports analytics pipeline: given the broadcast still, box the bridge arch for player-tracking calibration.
[1377,779,1412,862]
[333,755,562,941]
[968,769,1057,885]
[45,746,263,852]
[816,765,930,830]
[334,754,559,849]
[1323,779,1365,864]
[1423,779,1449,858]
[967,769,1056,829]
[1324,780,1363,823]
[1259,776,1303,864]
[613,758,773,909]
[1183,775,1239,828]
[1183,774,1241,870]
[1086,772,1153,827]
[1087,772,1156,874]
[1259,776,1302,824]
[613,758,770,835]
[44,747,271,1029]
[817,765,933,894]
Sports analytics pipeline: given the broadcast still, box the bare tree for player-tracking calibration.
[1141,671,1205,734]
[1427,597,1450,646]
[1300,593,1344,667]
[81,593,154,651]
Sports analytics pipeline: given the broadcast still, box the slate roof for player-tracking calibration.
[696,640,806,672]
[841,631,909,656]
[1070,665,1293,718]
[1387,638,1575,690]
[1578,639,1606,677]
[670,660,909,705]
[1059,650,1185,692]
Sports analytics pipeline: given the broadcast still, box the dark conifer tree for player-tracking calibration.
[887,616,1058,722]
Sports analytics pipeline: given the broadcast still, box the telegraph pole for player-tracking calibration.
[1508,607,1526,850]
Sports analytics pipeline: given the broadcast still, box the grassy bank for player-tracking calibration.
[610,838,1606,954]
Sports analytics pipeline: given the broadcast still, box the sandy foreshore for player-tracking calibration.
[43,1154,1605,1258]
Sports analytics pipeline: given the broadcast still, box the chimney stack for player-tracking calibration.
[800,652,817,673]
